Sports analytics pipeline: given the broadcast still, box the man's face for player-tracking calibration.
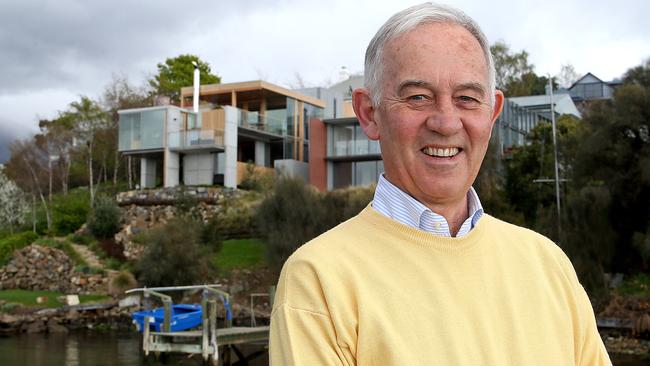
[368,22,503,209]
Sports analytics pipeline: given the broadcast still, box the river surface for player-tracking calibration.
[0,331,268,365]
[0,331,646,365]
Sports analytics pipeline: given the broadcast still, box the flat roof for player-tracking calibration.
[180,80,326,108]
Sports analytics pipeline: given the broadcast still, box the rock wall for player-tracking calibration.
[0,245,107,294]
[114,187,249,259]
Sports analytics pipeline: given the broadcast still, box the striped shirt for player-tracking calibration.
[371,174,483,238]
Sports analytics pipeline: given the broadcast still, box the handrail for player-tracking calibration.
[125,284,222,294]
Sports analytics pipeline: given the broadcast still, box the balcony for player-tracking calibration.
[237,110,288,137]
[168,129,224,151]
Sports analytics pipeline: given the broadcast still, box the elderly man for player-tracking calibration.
[270,3,611,365]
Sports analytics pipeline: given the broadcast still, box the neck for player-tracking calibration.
[424,196,469,237]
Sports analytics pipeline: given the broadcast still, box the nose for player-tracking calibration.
[425,97,462,136]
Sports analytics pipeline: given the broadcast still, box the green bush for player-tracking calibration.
[0,231,38,265]
[134,217,215,287]
[109,270,138,296]
[70,233,93,245]
[240,162,274,192]
[51,188,90,235]
[257,178,374,274]
[87,196,121,238]
[256,178,326,274]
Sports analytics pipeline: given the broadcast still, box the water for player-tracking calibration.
[0,331,268,366]
[0,331,645,365]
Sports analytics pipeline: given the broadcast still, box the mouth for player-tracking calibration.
[421,146,461,158]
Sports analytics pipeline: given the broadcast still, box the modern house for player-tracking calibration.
[118,80,325,188]
[568,72,622,102]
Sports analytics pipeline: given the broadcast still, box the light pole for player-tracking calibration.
[548,76,562,238]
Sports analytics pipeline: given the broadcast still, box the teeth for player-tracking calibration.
[423,147,459,157]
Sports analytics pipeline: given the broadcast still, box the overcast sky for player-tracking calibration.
[0,0,649,162]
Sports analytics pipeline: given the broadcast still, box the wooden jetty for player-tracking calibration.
[126,284,272,365]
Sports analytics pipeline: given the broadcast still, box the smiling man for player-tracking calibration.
[270,3,611,365]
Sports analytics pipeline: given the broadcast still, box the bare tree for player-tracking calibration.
[556,63,580,89]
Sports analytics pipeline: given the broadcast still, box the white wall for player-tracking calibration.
[183,153,213,185]
[164,150,179,187]
[223,106,238,188]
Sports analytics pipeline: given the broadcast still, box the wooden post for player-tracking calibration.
[162,298,172,333]
[202,296,209,361]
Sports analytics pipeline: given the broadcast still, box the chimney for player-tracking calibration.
[192,61,200,113]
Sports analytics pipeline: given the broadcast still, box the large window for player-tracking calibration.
[328,124,380,157]
[332,160,384,189]
[118,109,165,151]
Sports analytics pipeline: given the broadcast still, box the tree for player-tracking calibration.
[556,63,579,89]
[149,54,220,104]
[0,169,28,234]
[102,75,153,186]
[37,113,75,196]
[66,96,109,204]
[5,140,52,231]
[570,64,650,274]
[490,41,556,97]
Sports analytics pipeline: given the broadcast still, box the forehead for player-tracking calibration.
[381,22,489,87]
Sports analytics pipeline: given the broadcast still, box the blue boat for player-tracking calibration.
[132,304,202,333]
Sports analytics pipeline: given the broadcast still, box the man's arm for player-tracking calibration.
[270,303,354,365]
[269,255,356,366]
[575,283,612,366]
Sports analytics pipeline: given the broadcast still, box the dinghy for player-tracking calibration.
[132,304,202,332]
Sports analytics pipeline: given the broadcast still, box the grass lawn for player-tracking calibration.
[0,289,109,308]
[214,238,266,273]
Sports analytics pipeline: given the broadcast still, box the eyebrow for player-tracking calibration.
[397,79,488,97]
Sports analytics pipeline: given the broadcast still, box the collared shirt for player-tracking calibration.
[371,174,483,237]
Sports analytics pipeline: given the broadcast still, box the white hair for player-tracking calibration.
[364,2,496,106]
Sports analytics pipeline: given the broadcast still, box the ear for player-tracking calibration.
[352,88,380,140]
[490,89,505,127]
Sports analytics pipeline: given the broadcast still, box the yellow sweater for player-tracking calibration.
[270,206,611,365]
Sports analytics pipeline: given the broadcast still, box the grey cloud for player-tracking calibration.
[0,0,277,95]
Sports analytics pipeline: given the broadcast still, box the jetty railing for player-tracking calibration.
[125,284,270,365]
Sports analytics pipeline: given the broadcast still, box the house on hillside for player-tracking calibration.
[118,80,324,188]
[568,72,621,102]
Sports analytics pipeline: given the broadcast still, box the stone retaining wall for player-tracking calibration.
[0,245,107,294]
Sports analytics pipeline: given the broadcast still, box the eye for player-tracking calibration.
[458,95,478,103]
[456,95,481,108]
[408,94,428,101]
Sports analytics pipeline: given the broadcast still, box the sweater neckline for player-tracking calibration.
[358,204,489,254]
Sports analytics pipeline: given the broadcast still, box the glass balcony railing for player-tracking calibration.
[168,129,224,149]
[331,139,381,157]
[237,111,288,136]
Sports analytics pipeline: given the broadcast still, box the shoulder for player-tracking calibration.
[482,214,579,284]
[273,212,371,311]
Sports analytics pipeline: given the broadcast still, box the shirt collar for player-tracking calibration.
[371,174,483,237]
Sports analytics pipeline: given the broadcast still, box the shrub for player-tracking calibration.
[257,179,375,273]
[134,217,215,287]
[0,231,38,265]
[256,178,326,274]
[240,162,274,192]
[109,270,138,296]
[51,188,90,235]
[70,233,93,245]
[87,196,121,239]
